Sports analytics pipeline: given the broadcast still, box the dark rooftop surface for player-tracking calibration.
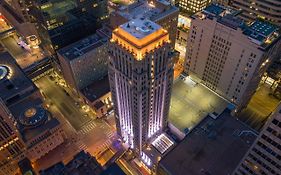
[159,109,257,175]
[0,51,37,105]
[40,151,102,175]
[9,97,60,143]
[58,32,108,61]
[100,163,126,175]
[204,4,224,15]
[93,100,105,110]
[39,162,65,175]
[80,75,110,102]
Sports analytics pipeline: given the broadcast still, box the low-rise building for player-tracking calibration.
[158,109,257,175]
[80,76,112,118]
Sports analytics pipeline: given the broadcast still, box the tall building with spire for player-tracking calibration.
[108,19,174,153]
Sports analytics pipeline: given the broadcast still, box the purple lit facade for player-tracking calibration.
[108,20,174,154]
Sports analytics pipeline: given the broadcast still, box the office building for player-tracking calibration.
[231,0,281,26]
[109,0,179,47]
[108,19,174,153]
[0,0,38,39]
[158,109,257,175]
[234,104,281,175]
[58,31,109,92]
[0,52,35,175]
[0,52,40,106]
[1,0,108,53]
[32,0,108,52]
[184,4,281,110]
[0,99,25,175]
[80,76,112,118]
[178,0,211,14]
[0,51,64,174]
[8,97,65,161]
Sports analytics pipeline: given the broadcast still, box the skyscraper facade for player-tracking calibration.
[231,0,281,26]
[234,104,281,175]
[0,100,25,175]
[108,19,174,153]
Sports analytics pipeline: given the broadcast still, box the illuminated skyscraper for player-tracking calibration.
[108,19,174,153]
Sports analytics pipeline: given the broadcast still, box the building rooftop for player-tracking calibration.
[0,52,37,106]
[93,100,104,110]
[58,32,108,61]
[40,151,102,175]
[100,163,126,175]
[243,20,279,47]
[204,4,225,15]
[9,97,60,143]
[159,109,257,175]
[120,19,161,39]
[115,0,178,22]
[80,76,110,102]
[196,4,280,49]
[39,162,65,175]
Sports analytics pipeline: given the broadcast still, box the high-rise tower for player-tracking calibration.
[108,19,174,153]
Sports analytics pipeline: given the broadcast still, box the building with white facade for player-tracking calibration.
[108,19,174,154]
[184,4,281,110]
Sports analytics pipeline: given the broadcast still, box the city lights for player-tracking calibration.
[0,0,280,175]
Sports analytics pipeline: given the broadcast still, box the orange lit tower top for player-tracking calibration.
[111,18,170,60]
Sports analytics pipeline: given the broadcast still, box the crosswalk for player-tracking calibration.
[76,142,87,151]
[105,130,115,138]
[96,140,112,152]
[78,121,97,135]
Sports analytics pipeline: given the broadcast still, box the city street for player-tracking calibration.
[34,74,92,130]
[33,73,118,171]
[238,83,280,131]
